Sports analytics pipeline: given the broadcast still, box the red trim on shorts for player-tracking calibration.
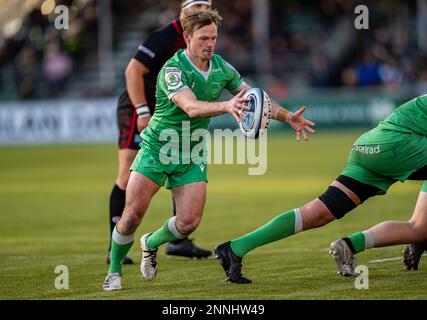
[126,110,137,149]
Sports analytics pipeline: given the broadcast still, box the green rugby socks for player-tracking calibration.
[230,209,303,257]
[109,227,134,275]
[146,217,186,250]
[344,230,375,254]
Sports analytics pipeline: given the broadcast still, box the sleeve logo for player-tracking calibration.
[138,45,155,58]
[165,67,183,90]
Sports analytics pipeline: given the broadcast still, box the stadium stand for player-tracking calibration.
[0,0,425,101]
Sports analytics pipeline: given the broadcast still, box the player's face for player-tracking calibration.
[187,23,218,61]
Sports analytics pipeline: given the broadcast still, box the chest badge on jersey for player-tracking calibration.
[165,67,183,90]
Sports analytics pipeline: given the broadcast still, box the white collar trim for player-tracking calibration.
[184,50,211,81]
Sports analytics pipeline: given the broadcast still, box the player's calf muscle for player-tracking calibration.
[300,199,336,230]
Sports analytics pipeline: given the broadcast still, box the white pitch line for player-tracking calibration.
[369,257,402,263]
[369,253,427,264]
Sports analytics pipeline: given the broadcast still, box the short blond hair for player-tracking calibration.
[182,9,222,35]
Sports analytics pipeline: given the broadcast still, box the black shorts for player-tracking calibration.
[117,103,141,150]
[116,91,155,150]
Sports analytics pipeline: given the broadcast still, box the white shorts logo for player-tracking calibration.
[352,145,381,154]
[165,67,183,90]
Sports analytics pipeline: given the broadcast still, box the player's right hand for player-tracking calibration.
[226,89,251,123]
[137,115,151,132]
[287,106,316,142]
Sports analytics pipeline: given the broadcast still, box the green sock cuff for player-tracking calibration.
[146,218,183,250]
[348,232,366,254]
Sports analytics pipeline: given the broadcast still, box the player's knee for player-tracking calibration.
[118,219,139,234]
[119,211,142,234]
[176,216,201,235]
[318,185,358,219]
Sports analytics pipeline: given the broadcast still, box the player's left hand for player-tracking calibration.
[287,106,316,142]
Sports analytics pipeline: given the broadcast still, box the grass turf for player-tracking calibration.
[0,130,426,299]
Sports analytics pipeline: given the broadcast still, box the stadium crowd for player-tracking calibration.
[0,0,97,99]
[0,0,425,100]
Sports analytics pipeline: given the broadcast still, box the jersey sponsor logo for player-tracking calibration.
[165,67,183,90]
[352,145,381,154]
[138,45,156,58]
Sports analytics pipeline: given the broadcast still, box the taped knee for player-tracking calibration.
[318,186,357,219]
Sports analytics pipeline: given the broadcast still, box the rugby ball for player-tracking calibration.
[239,88,272,139]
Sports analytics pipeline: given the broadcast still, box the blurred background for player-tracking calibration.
[1,1,427,300]
[0,0,426,144]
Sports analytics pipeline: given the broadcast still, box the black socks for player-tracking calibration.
[108,184,126,250]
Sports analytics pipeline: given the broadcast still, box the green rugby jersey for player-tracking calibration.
[380,94,427,136]
[141,49,246,160]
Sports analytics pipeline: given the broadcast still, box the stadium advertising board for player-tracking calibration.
[0,93,407,145]
[0,99,117,145]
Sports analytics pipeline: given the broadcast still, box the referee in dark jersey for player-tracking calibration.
[107,0,213,264]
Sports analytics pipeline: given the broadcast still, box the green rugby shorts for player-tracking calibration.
[130,144,208,189]
[341,126,427,193]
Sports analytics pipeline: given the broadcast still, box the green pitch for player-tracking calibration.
[1,131,426,299]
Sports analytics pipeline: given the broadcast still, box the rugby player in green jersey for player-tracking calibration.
[102,9,315,291]
[215,95,427,283]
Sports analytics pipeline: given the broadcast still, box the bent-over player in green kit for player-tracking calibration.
[102,9,315,291]
[215,94,427,283]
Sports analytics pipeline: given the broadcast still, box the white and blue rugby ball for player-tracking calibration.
[239,88,272,139]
